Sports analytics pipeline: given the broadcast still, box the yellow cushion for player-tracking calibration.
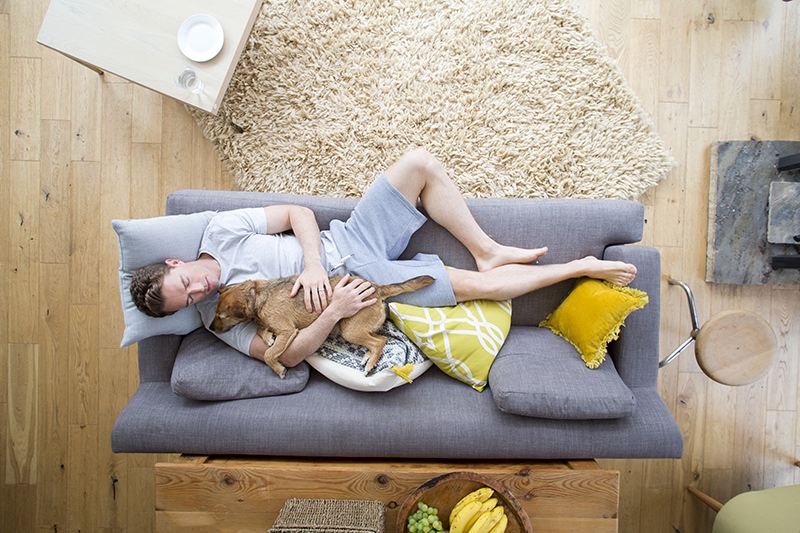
[539,278,648,369]
[389,299,512,392]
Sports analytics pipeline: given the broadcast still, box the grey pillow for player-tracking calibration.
[489,327,636,419]
[171,328,309,400]
[112,211,216,347]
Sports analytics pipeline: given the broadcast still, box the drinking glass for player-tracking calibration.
[174,67,204,94]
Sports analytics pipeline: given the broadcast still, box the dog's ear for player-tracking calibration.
[231,302,248,320]
[236,280,256,301]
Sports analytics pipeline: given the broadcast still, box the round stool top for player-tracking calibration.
[695,310,777,386]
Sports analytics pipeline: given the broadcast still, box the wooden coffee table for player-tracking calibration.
[155,456,619,533]
[36,0,262,115]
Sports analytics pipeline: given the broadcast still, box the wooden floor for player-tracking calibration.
[1,0,798,531]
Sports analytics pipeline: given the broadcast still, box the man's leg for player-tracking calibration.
[382,147,638,302]
[384,148,547,271]
[447,257,637,303]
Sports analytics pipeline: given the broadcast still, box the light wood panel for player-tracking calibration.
[2,0,799,532]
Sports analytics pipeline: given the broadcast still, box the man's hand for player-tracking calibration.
[251,274,378,366]
[265,204,329,313]
[291,263,332,314]
[326,275,377,319]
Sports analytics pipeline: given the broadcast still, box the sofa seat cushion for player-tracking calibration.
[489,326,636,419]
[171,328,310,401]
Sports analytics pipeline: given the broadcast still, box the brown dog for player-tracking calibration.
[210,274,435,378]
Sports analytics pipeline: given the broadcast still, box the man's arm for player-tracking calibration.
[248,275,377,365]
[263,205,331,313]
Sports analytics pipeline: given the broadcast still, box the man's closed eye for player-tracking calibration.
[183,277,194,307]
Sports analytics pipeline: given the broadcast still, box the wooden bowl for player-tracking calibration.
[396,472,533,533]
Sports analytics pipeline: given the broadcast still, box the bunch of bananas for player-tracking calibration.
[447,487,508,533]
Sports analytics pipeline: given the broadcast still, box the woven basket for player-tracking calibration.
[269,499,386,533]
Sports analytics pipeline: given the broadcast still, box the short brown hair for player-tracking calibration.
[130,263,175,317]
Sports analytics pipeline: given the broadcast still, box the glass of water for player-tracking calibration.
[174,67,204,94]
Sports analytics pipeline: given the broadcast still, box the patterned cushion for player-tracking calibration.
[388,300,512,392]
[306,321,431,392]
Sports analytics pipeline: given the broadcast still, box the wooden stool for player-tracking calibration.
[659,279,777,386]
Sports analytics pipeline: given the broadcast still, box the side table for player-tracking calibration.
[36,0,262,114]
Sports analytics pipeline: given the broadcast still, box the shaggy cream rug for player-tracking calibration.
[192,0,675,199]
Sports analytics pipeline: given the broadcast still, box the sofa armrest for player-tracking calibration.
[603,244,660,389]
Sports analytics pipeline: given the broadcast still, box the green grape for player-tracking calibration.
[408,501,444,533]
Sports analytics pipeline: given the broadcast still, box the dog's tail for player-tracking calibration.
[375,275,436,299]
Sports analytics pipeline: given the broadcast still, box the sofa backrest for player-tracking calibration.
[165,189,644,326]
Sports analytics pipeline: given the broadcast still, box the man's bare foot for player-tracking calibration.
[476,245,549,272]
[577,256,637,286]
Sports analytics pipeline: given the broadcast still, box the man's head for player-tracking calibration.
[130,262,176,317]
[130,257,220,317]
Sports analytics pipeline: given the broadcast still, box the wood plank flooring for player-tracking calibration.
[2,0,799,531]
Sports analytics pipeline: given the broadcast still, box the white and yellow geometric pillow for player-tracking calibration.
[388,300,512,392]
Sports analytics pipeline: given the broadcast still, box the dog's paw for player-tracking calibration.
[266,362,287,379]
[360,355,375,376]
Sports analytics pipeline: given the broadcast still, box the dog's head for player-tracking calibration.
[210,281,257,333]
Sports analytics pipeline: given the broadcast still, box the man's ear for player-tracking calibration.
[165,259,183,267]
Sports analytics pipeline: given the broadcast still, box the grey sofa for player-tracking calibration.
[111,189,683,459]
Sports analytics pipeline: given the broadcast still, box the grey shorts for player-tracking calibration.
[328,174,456,307]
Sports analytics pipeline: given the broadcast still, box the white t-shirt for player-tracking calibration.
[196,208,341,354]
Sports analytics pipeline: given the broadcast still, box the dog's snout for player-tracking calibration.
[209,317,230,333]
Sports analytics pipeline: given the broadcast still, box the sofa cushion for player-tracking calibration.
[112,211,215,347]
[539,277,648,368]
[389,299,512,392]
[171,328,309,400]
[306,321,432,392]
[489,326,636,419]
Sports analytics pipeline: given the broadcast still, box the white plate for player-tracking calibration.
[178,14,224,62]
